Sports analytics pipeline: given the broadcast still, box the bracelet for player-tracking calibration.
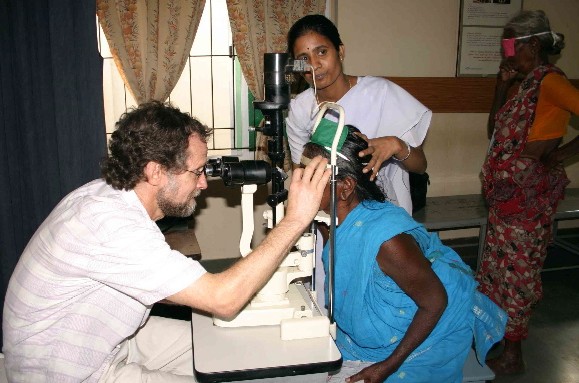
[393,140,411,162]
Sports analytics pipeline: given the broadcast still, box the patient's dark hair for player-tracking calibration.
[303,125,385,203]
[287,14,343,58]
[101,101,212,190]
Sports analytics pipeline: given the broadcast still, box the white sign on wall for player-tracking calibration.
[457,0,523,76]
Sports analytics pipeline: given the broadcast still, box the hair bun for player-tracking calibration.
[550,31,565,54]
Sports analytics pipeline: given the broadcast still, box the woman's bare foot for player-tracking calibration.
[486,339,525,375]
[487,355,525,375]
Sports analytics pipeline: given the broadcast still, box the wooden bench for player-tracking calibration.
[413,188,579,271]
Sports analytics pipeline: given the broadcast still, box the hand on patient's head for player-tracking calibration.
[303,124,370,174]
[303,124,385,204]
[285,156,330,225]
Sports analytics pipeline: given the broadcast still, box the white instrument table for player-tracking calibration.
[191,286,342,383]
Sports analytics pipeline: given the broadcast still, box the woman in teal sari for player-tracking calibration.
[301,124,506,383]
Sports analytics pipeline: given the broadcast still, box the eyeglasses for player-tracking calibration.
[185,167,205,177]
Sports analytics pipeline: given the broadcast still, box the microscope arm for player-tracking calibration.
[239,185,258,257]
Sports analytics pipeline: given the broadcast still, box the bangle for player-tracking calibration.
[393,140,411,162]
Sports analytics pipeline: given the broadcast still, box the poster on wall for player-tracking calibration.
[457,0,523,76]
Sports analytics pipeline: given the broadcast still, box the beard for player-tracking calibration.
[157,176,201,217]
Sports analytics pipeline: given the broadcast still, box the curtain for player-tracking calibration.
[226,0,325,100]
[0,0,106,349]
[226,0,325,168]
[96,0,205,104]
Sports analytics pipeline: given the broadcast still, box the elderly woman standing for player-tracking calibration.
[478,10,579,375]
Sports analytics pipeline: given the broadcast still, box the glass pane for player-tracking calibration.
[212,128,234,149]
[97,21,112,58]
[212,56,233,129]
[234,57,253,149]
[170,58,192,115]
[190,57,213,127]
[211,0,232,56]
[125,84,137,110]
[100,0,247,154]
[190,1,211,56]
[208,148,233,157]
[102,59,130,134]
[102,59,117,134]
[96,17,102,55]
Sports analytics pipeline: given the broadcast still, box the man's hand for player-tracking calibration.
[285,156,330,226]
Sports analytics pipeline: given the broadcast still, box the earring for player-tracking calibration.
[340,191,347,200]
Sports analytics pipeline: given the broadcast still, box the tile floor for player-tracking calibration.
[490,269,579,383]
[450,234,579,383]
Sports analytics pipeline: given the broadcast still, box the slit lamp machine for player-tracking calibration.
[205,53,345,342]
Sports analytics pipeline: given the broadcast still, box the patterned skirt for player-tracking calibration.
[477,159,568,340]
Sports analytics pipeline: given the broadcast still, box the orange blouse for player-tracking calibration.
[528,73,579,142]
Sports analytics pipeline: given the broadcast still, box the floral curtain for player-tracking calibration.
[96,0,205,104]
[226,0,325,100]
[226,0,325,168]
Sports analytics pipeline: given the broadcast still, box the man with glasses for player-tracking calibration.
[3,101,331,382]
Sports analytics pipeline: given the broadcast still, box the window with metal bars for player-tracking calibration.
[97,0,257,159]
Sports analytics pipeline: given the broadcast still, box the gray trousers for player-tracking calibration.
[99,316,196,383]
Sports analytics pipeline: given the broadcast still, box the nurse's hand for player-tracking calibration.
[355,133,405,181]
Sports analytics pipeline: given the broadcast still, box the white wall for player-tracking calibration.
[337,0,579,78]
[195,0,579,260]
